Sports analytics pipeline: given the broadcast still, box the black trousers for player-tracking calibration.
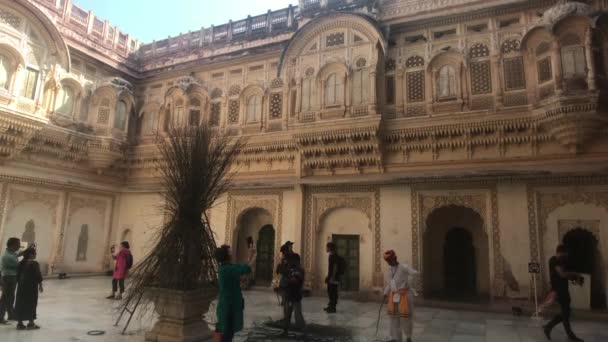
[0,275,17,320]
[327,283,338,309]
[112,278,125,294]
[545,295,576,338]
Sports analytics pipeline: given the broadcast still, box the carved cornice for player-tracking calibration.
[295,124,383,174]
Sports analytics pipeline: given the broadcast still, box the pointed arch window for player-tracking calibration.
[0,54,12,90]
[174,99,185,126]
[246,95,262,123]
[189,98,201,126]
[352,67,369,105]
[437,65,457,99]
[114,100,127,130]
[56,86,74,116]
[324,73,344,107]
[142,111,158,134]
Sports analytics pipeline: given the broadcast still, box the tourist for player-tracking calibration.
[543,244,585,342]
[215,245,253,342]
[0,237,21,324]
[324,242,344,314]
[240,236,256,289]
[383,250,417,342]
[107,241,132,300]
[14,247,43,330]
[282,253,305,333]
[276,241,298,308]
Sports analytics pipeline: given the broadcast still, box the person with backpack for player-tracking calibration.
[107,241,132,300]
[282,253,305,334]
[324,242,344,314]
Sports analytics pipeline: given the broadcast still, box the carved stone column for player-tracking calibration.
[368,68,377,115]
[395,68,405,115]
[426,68,434,115]
[551,41,564,94]
[585,27,597,91]
[491,55,503,108]
[295,78,302,119]
[343,73,350,117]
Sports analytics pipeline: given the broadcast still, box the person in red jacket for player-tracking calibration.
[106,241,132,300]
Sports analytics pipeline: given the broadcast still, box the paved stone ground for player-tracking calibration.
[0,276,606,341]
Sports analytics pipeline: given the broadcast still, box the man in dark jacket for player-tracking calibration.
[324,242,341,313]
[543,244,584,342]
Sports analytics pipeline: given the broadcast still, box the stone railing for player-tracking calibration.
[299,0,372,16]
[29,0,140,59]
[139,6,297,59]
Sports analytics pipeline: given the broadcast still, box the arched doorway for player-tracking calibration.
[255,225,275,285]
[234,208,275,286]
[423,205,490,301]
[444,227,477,298]
[563,228,607,310]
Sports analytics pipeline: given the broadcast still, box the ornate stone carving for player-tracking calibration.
[67,196,108,223]
[558,220,600,241]
[537,96,608,153]
[4,188,60,224]
[303,185,382,288]
[527,186,608,290]
[224,189,285,276]
[411,188,503,297]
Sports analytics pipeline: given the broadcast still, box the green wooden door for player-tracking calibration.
[255,225,275,286]
[333,234,360,291]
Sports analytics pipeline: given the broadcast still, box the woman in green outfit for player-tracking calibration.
[215,245,252,342]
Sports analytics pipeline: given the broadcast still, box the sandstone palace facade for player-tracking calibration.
[1,0,608,308]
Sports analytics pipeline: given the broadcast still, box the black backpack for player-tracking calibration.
[336,255,347,276]
[126,253,133,270]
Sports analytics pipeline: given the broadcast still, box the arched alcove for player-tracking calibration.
[424,205,490,301]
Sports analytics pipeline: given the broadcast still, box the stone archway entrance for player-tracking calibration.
[423,205,490,301]
[563,228,607,310]
[234,207,275,285]
[255,225,275,286]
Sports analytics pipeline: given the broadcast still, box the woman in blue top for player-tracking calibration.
[215,245,252,342]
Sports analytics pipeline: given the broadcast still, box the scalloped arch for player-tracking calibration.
[277,12,386,77]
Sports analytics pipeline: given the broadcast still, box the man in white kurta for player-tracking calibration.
[383,250,418,342]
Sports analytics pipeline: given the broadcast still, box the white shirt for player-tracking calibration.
[384,263,418,295]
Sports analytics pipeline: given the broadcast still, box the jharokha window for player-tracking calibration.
[437,65,457,99]
[20,68,39,100]
[352,58,369,106]
[55,85,75,116]
[560,34,586,80]
[188,98,201,126]
[0,54,12,90]
[324,73,344,107]
[246,95,262,123]
[114,100,127,130]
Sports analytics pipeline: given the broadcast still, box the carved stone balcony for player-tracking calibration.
[537,93,608,154]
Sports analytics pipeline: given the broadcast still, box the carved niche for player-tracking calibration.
[224,189,284,273]
[411,188,504,297]
[303,186,382,288]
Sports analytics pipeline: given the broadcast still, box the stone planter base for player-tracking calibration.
[145,287,217,342]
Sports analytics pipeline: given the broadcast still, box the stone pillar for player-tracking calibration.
[426,68,434,115]
[585,27,597,91]
[395,68,405,116]
[86,11,94,35]
[318,79,325,120]
[295,78,302,118]
[368,68,377,115]
[49,192,70,275]
[551,41,564,94]
[491,55,503,108]
[343,73,350,117]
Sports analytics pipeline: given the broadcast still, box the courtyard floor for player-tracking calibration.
[0,276,606,341]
